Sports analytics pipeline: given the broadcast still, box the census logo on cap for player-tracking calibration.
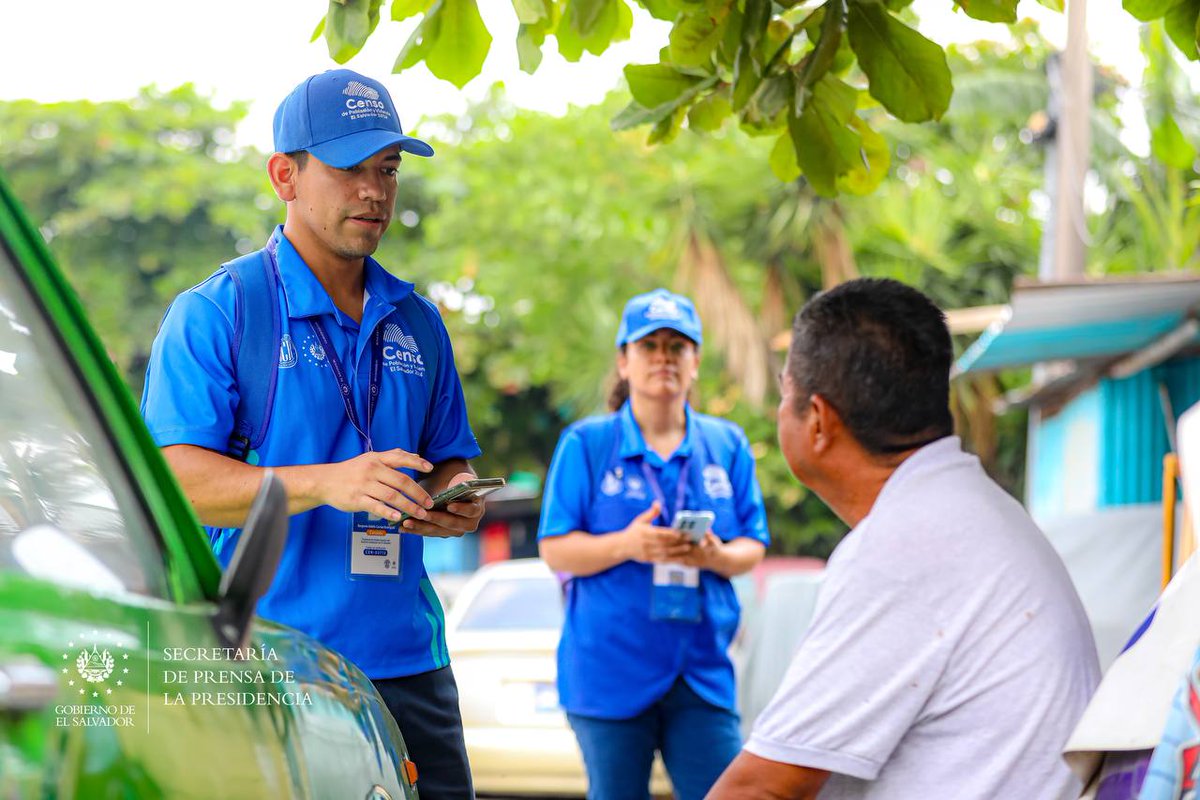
[615,289,703,348]
[273,69,434,169]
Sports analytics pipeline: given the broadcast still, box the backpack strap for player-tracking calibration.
[225,247,281,462]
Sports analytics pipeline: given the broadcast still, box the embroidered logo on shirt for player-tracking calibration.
[279,333,298,369]
[624,475,647,501]
[381,322,425,377]
[301,335,328,368]
[601,470,622,496]
[703,465,733,499]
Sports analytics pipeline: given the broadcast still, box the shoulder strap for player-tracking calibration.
[397,293,441,408]
[225,248,281,462]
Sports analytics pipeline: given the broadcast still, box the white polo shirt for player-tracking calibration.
[746,437,1100,800]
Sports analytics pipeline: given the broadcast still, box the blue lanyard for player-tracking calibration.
[307,318,383,453]
[265,235,384,452]
[640,457,692,527]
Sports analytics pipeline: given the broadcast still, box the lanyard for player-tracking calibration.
[265,235,383,453]
[640,457,692,527]
[307,318,382,453]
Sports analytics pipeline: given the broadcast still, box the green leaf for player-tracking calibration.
[841,114,890,194]
[1151,114,1198,169]
[640,0,679,20]
[1033,0,1064,11]
[325,0,374,63]
[1124,0,1181,22]
[796,0,844,114]
[573,0,610,34]
[669,6,733,66]
[648,105,688,144]
[1166,0,1200,59]
[769,130,801,181]
[884,0,917,10]
[687,87,732,131]
[558,0,631,60]
[610,74,718,130]
[741,0,771,49]
[953,0,1018,23]
[513,0,550,24]
[392,0,434,21]
[425,0,493,88]
[625,64,704,107]
[788,76,860,196]
[759,18,795,63]
[311,15,327,43]
[394,2,442,71]
[732,46,762,112]
[517,23,547,72]
[848,3,952,122]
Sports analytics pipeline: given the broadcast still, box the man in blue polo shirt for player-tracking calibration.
[141,69,482,797]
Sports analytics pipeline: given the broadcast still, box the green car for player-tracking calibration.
[0,173,419,799]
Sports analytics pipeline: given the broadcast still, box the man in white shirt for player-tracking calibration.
[709,278,1100,800]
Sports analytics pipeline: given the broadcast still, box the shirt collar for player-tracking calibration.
[617,400,696,464]
[270,226,415,320]
[873,435,962,509]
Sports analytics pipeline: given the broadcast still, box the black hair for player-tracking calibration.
[286,150,309,169]
[787,278,953,455]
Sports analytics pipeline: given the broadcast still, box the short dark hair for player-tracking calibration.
[786,278,953,455]
[286,150,309,169]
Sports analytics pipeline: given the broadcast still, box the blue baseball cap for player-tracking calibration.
[615,289,703,348]
[273,69,434,168]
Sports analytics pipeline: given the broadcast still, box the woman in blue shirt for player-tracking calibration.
[538,289,770,800]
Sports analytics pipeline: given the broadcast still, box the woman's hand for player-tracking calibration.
[620,501,693,564]
[678,531,723,570]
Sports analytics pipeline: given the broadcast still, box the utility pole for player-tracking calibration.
[1040,0,1092,281]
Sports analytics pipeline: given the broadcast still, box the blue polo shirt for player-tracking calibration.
[539,401,769,719]
[140,227,481,679]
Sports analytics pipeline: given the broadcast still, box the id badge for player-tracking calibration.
[651,564,701,622]
[348,511,402,581]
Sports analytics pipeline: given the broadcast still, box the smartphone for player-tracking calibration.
[671,509,715,544]
[398,477,506,522]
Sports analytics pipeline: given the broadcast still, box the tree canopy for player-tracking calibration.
[314,0,1197,197]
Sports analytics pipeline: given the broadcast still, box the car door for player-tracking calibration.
[0,174,414,799]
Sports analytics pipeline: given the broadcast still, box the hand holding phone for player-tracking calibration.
[398,477,505,522]
[671,510,715,544]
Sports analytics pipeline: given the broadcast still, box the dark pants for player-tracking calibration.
[567,679,742,800]
[373,666,474,800]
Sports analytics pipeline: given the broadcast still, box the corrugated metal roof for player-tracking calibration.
[956,274,1200,374]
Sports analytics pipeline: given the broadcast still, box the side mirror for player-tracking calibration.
[213,471,288,649]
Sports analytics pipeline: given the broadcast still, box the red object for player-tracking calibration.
[480,521,511,564]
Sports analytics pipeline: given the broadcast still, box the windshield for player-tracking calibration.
[0,237,165,598]
[457,576,564,631]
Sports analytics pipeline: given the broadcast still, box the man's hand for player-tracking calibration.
[620,502,693,564]
[317,448,434,523]
[401,471,486,538]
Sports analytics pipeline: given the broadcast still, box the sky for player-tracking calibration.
[0,0,1167,153]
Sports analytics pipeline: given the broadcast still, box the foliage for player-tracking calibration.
[0,87,278,379]
[314,0,1194,197]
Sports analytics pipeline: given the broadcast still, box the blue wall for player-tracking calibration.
[1028,356,1200,524]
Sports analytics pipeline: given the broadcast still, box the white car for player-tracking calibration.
[446,558,670,797]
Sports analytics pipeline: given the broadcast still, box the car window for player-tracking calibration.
[0,240,166,598]
[457,576,564,631]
